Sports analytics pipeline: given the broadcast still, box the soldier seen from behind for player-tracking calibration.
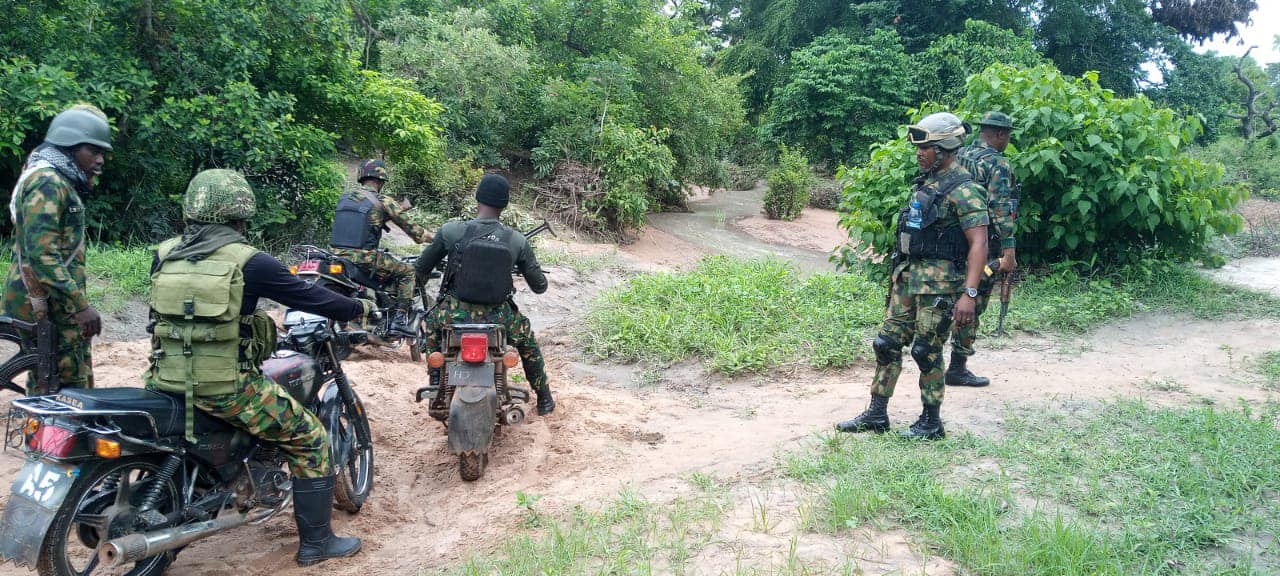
[4,105,113,391]
[330,159,433,337]
[146,169,375,566]
[414,174,555,415]
[947,111,1020,388]
[835,112,989,440]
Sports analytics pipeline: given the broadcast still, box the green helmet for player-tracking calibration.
[183,169,257,224]
[907,112,966,151]
[977,111,1014,130]
[358,159,389,183]
[45,106,113,151]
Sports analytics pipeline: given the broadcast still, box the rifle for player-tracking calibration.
[523,220,557,240]
[995,271,1013,336]
[20,264,60,395]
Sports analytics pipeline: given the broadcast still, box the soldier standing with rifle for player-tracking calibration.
[946,111,1019,388]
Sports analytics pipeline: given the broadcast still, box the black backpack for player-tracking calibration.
[447,221,515,305]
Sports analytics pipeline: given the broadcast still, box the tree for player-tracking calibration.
[1224,47,1278,139]
[914,19,1046,106]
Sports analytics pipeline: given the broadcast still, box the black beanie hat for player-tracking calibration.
[475,174,510,209]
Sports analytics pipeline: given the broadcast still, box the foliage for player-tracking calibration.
[0,0,449,246]
[1147,41,1241,142]
[1190,135,1280,200]
[591,124,677,229]
[763,145,814,220]
[1032,0,1165,94]
[913,20,1046,106]
[582,257,884,374]
[789,401,1280,575]
[765,30,916,164]
[838,64,1245,267]
[0,243,153,313]
[378,9,534,166]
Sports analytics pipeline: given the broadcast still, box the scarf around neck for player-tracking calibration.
[163,223,249,263]
[26,143,91,194]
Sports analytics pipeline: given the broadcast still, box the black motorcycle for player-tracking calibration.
[289,245,431,362]
[0,310,373,575]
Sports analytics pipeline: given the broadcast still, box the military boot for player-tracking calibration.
[293,476,362,566]
[835,394,891,433]
[388,306,416,338]
[535,386,556,415]
[900,403,945,440]
[945,352,989,387]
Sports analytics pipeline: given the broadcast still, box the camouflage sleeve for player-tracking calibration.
[986,157,1017,249]
[951,181,990,230]
[14,173,90,311]
[379,193,433,244]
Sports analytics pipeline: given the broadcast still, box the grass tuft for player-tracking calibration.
[0,243,153,313]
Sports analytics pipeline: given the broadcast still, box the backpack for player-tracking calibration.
[446,221,515,305]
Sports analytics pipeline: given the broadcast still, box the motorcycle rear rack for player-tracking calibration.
[6,395,167,453]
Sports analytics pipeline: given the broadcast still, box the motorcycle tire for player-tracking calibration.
[0,351,37,395]
[409,317,428,363]
[37,456,179,576]
[458,452,487,482]
[333,392,374,513]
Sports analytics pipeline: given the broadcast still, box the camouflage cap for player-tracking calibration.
[976,111,1014,129]
[358,159,389,183]
[183,169,257,224]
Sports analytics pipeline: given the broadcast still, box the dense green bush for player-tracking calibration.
[913,20,1046,106]
[1190,135,1280,200]
[838,64,1245,268]
[763,145,814,220]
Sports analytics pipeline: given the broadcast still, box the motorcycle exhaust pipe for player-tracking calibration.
[99,509,271,567]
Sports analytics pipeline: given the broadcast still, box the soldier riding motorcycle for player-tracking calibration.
[0,170,377,574]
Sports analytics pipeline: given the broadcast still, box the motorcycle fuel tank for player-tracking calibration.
[262,350,321,403]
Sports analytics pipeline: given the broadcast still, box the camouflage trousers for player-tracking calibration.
[149,373,331,478]
[422,296,549,393]
[949,291,990,357]
[2,285,93,391]
[871,279,953,406]
[331,247,414,304]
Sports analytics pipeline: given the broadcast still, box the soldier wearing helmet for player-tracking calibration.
[946,111,1019,388]
[3,104,115,390]
[836,111,990,441]
[145,169,374,566]
[329,159,433,337]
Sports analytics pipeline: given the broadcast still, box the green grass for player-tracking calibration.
[1256,351,1280,388]
[431,482,732,576]
[581,256,883,374]
[788,400,1280,575]
[0,243,152,313]
[537,244,624,276]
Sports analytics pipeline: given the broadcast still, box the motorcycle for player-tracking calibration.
[1,265,62,396]
[413,220,555,482]
[0,309,374,575]
[288,245,431,362]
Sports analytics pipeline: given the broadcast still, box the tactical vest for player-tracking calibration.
[330,193,380,250]
[149,240,276,440]
[957,145,1007,257]
[896,171,973,264]
[445,221,515,305]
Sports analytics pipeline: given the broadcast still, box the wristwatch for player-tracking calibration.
[964,287,979,299]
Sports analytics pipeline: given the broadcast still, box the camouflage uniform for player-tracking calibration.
[4,166,93,389]
[421,296,548,394]
[950,123,1018,359]
[330,163,431,304]
[872,165,988,405]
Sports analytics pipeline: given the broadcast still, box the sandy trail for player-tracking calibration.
[2,194,1278,575]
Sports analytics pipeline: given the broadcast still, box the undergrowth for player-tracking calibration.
[0,244,152,313]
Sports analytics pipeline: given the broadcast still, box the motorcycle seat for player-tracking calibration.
[337,257,382,292]
[56,387,236,439]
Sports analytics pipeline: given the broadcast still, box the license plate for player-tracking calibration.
[297,260,320,273]
[11,460,78,510]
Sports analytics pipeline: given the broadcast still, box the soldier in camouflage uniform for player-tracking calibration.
[415,174,555,415]
[4,105,112,391]
[146,169,374,566]
[330,159,433,336]
[836,112,989,440]
[947,111,1019,388]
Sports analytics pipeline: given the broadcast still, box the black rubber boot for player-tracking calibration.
[900,403,946,440]
[535,386,556,415]
[293,476,362,566]
[388,307,416,338]
[945,352,989,387]
[835,394,891,433]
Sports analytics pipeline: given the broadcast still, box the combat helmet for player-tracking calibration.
[45,105,113,151]
[183,169,257,224]
[358,159,389,183]
[907,112,967,151]
[976,111,1014,130]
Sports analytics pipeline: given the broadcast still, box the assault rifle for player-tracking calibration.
[524,220,557,240]
[995,271,1013,336]
[20,264,60,395]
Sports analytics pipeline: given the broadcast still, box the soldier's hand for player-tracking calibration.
[75,306,103,339]
[999,248,1018,273]
[953,296,976,325]
[358,299,380,320]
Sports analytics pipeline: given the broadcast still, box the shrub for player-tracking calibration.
[1190,135,1280,200]
[763,145,815,221]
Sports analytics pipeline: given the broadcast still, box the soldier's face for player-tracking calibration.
[915,145,936,170]
[74,144,107,184]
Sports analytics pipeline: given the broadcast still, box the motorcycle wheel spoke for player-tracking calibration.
[113,471,132,507]
[72,512,110,531]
